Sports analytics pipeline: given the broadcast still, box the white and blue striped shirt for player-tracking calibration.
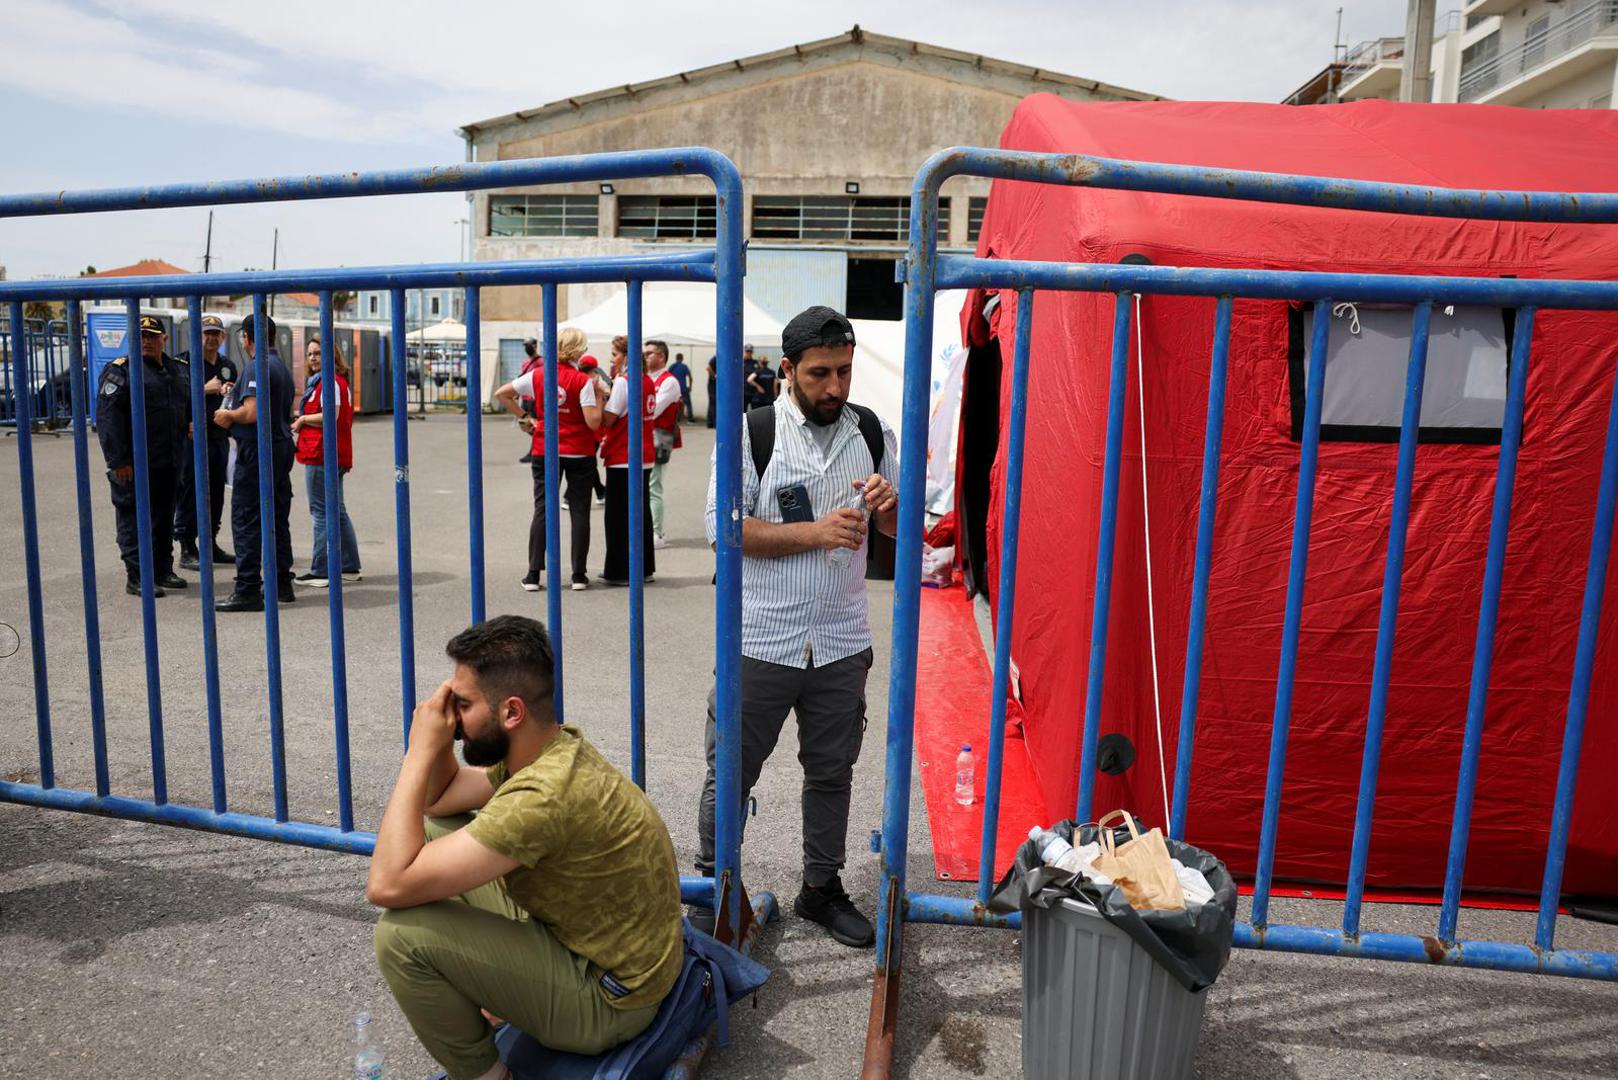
[706,392,897,668]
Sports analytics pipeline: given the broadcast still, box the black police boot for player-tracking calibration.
[178,545,201,572]
[215,590,264,612]
[211,544,235,565]
[277,579,297,604]
[794,876,874,948]
[126,575,166,599]
[158,571,187,590]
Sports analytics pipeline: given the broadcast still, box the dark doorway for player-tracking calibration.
[845,257,902,320]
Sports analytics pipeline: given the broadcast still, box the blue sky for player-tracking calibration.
[0,0,1411,281]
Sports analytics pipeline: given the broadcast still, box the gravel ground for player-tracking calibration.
[2,416,1615,1078]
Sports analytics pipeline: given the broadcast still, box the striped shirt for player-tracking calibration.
[705,392,897,668]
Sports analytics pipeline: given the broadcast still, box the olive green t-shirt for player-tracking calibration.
[465,725,682,1010]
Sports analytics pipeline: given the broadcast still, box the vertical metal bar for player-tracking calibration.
[1169,297,1233,840]
[390,288,417,746]
[540,283,564,722]
[186,296,227,813]
[254,295,287,821]
[464,287,486,624]
[1251,298,1332,928]
[64,299,108,796]
[1343,302,1432,936]
[711,170,746,939]
[1535,341,1618,951]
[319,293,354,833]
[976,288,1035,903]
[628,280,647,789]
[1439,309,1536,942]
[1075,293,1135,821]
[125,298,168,804]
[10,301,54,789]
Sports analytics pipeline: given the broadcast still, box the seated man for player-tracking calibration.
[369,615,682,1080]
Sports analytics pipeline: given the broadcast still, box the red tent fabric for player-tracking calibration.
[962,97,1618,897]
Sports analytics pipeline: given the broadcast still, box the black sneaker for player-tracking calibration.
[126,577,166,598]
[158,572,187,590]
[216,590,263,612]
[178,547,201,571]
[794,877,874,948]
[294,572,329,588]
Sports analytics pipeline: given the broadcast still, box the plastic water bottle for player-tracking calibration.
[827,483,869,567]
[1029,826,1075,866]
[954,745,975,806]
[352,1012,385,1080]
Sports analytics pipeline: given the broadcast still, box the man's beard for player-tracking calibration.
[792,383,843,426]
[455,718,509,767]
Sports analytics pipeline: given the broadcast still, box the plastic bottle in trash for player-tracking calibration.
[954,745,975,806]
[827,483,869,567]
[1029,826,1075,866]
[352,1012,386,1079]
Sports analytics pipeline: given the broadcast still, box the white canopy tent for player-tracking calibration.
[564,282,785,353]
[413,318,467,342]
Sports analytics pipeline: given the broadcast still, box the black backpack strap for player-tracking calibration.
[746,405,776,478]
[848,402,885,475]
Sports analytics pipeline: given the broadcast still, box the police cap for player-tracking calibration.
[139,315,164,335]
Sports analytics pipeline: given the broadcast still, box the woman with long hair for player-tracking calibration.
[292,336,361,586]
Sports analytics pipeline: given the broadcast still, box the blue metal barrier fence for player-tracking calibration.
[0,149,761,954]
[862,148,1618,1074]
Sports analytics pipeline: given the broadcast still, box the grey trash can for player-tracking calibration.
[1022,896,1207,1080]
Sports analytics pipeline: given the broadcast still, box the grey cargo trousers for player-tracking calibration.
[696,647,873,887]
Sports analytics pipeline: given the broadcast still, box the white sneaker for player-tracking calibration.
[342,571,362,583]
[570,579,588,591]
[560,498,571,511]
[653,534,670,550]
[520,577,541,592]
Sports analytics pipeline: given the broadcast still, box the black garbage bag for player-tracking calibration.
[988,815,1238,992]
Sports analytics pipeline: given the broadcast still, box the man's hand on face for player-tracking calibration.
[813,507,867,551]
[408,681,457,759]
[858,474,896,515]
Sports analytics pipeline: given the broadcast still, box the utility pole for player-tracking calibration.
[1400,0,1436,103]
[1330,7,1345,103]
[203,210,214,274]
[269,227,279,316]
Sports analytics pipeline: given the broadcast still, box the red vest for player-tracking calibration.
[601,374,656,467]
[652,369,683,449]
[530,364,597,457]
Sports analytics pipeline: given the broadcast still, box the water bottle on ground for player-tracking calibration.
[827,482,870,567]
[955,745,975,806]
[352,1012,385,1080]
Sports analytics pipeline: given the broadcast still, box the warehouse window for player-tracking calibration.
[618,196,717,239]
[488,195,599,237]
[1288,304,1512,445]
[967,197,988,243]
[751,196,947,242]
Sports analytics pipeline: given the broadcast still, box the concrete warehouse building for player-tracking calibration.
[457,26,1161,386]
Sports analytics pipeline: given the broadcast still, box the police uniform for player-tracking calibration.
[218,330,296,608]
[96,315,190,593]
[173,314,239,564]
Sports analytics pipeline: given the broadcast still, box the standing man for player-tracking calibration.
[368,616,682,1080]
[645,339,682,550]
[96,315,191,597]
[669,351,693,422]
[704,354,718,429]
[696,306,897,948]
[173,313,238,570]
[598,345,657,586]
[213,314,296,612]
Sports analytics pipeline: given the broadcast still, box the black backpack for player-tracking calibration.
[745,403,884,479]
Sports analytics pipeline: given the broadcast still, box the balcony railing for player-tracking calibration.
[1459,0,1618,101]
[1342,36,1407,82]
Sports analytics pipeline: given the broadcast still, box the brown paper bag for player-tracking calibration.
[1089,809,1186,912]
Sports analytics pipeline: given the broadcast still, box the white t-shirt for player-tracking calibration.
[511,368,597,408]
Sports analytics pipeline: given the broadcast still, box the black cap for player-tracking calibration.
[138,315,163,335]
[781,306,854,361]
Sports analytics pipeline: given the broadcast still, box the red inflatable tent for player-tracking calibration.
[956,97,1618,898]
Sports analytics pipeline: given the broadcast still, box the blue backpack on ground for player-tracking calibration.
[430,919,769,1080]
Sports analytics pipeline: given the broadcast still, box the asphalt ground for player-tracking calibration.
[2,416,1616,1079]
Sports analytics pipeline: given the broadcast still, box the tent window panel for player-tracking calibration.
[1287,304,1512,445]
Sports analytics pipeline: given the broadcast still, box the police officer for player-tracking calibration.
[213,314,295,612]
[173,313,238,569]
[96,314,191,596]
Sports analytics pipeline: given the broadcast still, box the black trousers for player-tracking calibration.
[231,441,295,593]
[174,436,229,550]
[602,467,655,582]
[528,456,595,584]
[108,465,177,579]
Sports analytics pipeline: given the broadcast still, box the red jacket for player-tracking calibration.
[600,373,656,467]
[522,364,598,457]
[652,369,683,449]
[295,373,353,470]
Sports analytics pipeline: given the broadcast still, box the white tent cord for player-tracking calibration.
[1134,292,1171,829]
[1332,301,1361,335]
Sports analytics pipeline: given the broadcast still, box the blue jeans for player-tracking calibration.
[305,465,360,576]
